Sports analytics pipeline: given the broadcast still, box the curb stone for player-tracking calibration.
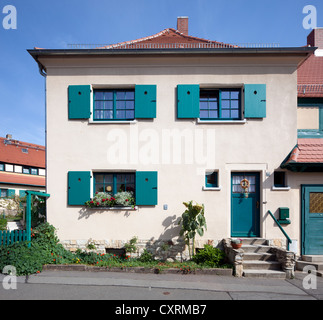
[42,264,233,276]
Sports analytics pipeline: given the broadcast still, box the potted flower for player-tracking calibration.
[85,191,135,209]
[231,238,243,249]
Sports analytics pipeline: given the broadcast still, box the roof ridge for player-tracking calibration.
[98,27,235,49]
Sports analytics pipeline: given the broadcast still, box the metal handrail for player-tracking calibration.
[267,210,292,250]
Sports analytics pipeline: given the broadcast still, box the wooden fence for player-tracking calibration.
[0,229,27,246]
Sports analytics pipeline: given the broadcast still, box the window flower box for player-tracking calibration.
[85,191,135,209]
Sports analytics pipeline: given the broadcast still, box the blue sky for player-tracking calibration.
[0,0,322,145]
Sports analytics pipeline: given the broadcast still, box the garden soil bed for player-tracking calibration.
[42,264,233,276]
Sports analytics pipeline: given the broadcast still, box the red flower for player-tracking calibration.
[96,202,100,205]
[90,201,94,204]
[125,199,129,202]
[102,199,105,202]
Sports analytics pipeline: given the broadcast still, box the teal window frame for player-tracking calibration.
[205,171,218,188]
[30,168,38,175]
[199,88,241,120]
[0,189,7,198]
[22,167,30,174]
[93,89,135,121]
[93,172,135,196]
[274,171,286,188]
[298,98,323,138]
[0,163,4,171]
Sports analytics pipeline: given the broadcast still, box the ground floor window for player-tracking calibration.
[93,172,135,195]
[0,189,7,198]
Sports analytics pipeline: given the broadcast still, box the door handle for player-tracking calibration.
[256,201,259,209]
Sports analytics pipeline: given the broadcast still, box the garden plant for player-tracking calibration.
[0,222,231,276]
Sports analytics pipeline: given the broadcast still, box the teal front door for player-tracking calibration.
[302,185,323,255]
[231,172,260,237]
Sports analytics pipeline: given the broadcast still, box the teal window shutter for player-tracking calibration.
[135,171,158,205]
[135,85,157,118]
[177,84,200,118]
[68,85,91,119]
[8,189,15,198]
[68,171,91,205]
[19,190,26,197]
[244,84,266,118]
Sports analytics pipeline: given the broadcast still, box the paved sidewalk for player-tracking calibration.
[0,269,322,300]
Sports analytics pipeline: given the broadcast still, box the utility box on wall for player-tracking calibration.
[279,207,291,224]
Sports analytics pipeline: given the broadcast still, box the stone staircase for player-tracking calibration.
[296,255,323,277]
[233,238,287,279]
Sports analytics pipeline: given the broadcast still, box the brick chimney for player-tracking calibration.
[177,16,188,35]
[307,28,323,49]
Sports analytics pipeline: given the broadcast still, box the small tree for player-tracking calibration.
[178,200,207,259]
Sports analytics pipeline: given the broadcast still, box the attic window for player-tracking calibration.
[21,148,28,154]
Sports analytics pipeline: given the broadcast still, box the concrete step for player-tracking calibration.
[243,260,282,270]
[241,244,272,253]
[296,260,323,271]
[243,269,286,279]
[243,252,276,261]
[233,238,267,245]
[302,255,323,263]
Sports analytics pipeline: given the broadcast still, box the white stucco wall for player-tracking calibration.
[40,53,318,254]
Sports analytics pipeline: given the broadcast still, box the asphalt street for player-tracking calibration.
[0,269,322,301]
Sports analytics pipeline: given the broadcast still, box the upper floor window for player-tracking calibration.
[199,89,241,120]
[94,89,135,121]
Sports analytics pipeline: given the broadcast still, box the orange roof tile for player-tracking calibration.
[0,137,45,168]
[285,138,323,164]
[0,172,45,187]
[298,53,323,98]
[99,28,235,49]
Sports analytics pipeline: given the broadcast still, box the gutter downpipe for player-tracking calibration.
[36,59,48,197]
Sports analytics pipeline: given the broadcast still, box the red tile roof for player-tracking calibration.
[285,138,323,164]
[100,28,235,49]
[0,172,45,187]
[298,53,323,98]
[0,137,45,168]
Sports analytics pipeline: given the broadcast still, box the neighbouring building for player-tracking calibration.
[0,134,46,200]
[29,17,322,261]
[281,28,323,256]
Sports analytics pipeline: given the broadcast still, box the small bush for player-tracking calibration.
[0,222,75,275]
[138,249,154,263]
[192,244,225,268]
[0,218,7,231]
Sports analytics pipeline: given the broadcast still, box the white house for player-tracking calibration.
[29,18,323,266]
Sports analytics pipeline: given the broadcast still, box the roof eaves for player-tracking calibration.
[28,46,316,57]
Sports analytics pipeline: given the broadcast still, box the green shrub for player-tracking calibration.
[0,218,7,231]
[138,249,154,263]
[192,244,225,268]
[0,222,75,275]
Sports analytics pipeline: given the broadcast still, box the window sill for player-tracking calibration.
[88,119,137,124]
[87,206,138,210]
[271,186,291,191]
[196,119,247,124]
[202,186,222,191]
